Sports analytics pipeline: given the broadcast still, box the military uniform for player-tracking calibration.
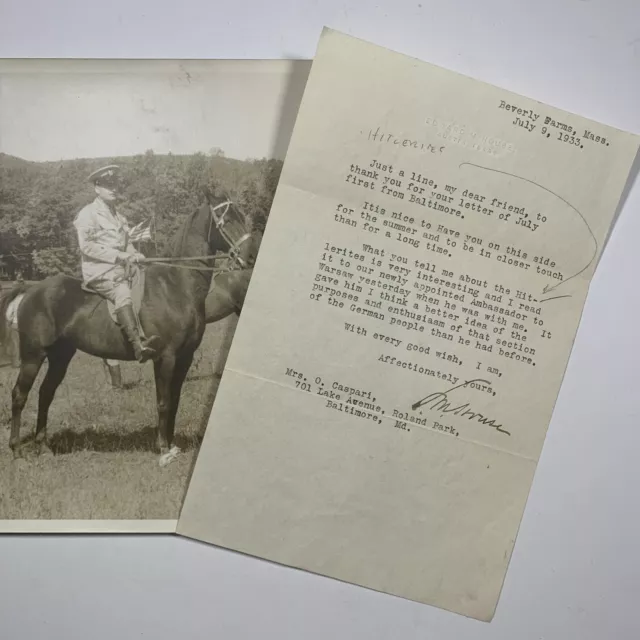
[73,194,138,310]
[74,165,159,362]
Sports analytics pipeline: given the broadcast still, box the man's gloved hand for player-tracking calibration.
[117,252,145,266]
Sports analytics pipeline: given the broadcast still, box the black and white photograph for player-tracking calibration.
[0,59,309,529]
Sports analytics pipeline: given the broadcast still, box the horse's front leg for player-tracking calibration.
[153,354,175,458]
[167,351,195,446]
[155,351,195,467]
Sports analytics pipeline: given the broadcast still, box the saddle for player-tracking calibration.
[82,267,146,325]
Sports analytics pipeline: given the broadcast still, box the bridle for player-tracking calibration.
[209,200,253,270]
[139,199,256,273]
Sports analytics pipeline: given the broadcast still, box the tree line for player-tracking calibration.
[0,150,282,280]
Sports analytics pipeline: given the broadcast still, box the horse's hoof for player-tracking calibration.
[12,456,28,469]
[158,445,181,467]
[38,445,54,458]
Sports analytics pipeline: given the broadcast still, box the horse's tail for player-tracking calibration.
[0,284,27,345]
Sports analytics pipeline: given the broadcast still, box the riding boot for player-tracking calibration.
[115,305,160,363]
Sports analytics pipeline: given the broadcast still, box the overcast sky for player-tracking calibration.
[0,59,309,162]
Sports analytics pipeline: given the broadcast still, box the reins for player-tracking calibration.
[138,199,254,273]
[139,252,240,272]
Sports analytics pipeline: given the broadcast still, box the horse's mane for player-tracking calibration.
[166,190,231,258]
[166,208,202,258]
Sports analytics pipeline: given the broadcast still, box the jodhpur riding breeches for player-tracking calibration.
[87,278,133,311]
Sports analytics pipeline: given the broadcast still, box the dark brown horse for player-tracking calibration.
[0,197,261,465]
[204,268,253,322]
[103,269,254,388]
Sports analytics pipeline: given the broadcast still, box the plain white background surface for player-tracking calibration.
[1,1,640,638]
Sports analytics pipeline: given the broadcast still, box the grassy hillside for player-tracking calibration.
[0,315,238,520]
[0,148,281,520]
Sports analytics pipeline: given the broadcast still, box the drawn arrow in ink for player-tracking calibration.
[539,294,572,304]
[459,163,598,295]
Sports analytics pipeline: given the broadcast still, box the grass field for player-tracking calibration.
[0,314,238,520]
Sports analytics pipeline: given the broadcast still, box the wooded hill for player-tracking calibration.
[0,150,282,280]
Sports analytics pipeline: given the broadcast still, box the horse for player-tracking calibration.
[0,196,261,465]
[103,267,255,388]
[204,267,253,322]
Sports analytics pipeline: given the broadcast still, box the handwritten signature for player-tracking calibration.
[411,379,511,436]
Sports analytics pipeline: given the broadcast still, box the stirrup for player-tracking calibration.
[135,335,161,363]
[136,344,157,363]
[143,335,161,350]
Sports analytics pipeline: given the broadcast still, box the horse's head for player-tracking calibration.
[207,197,262,269]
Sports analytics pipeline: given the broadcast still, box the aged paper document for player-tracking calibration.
[177,29,639,619]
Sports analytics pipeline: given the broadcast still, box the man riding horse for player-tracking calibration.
[73,165,160,363]
[2,166,262,464]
